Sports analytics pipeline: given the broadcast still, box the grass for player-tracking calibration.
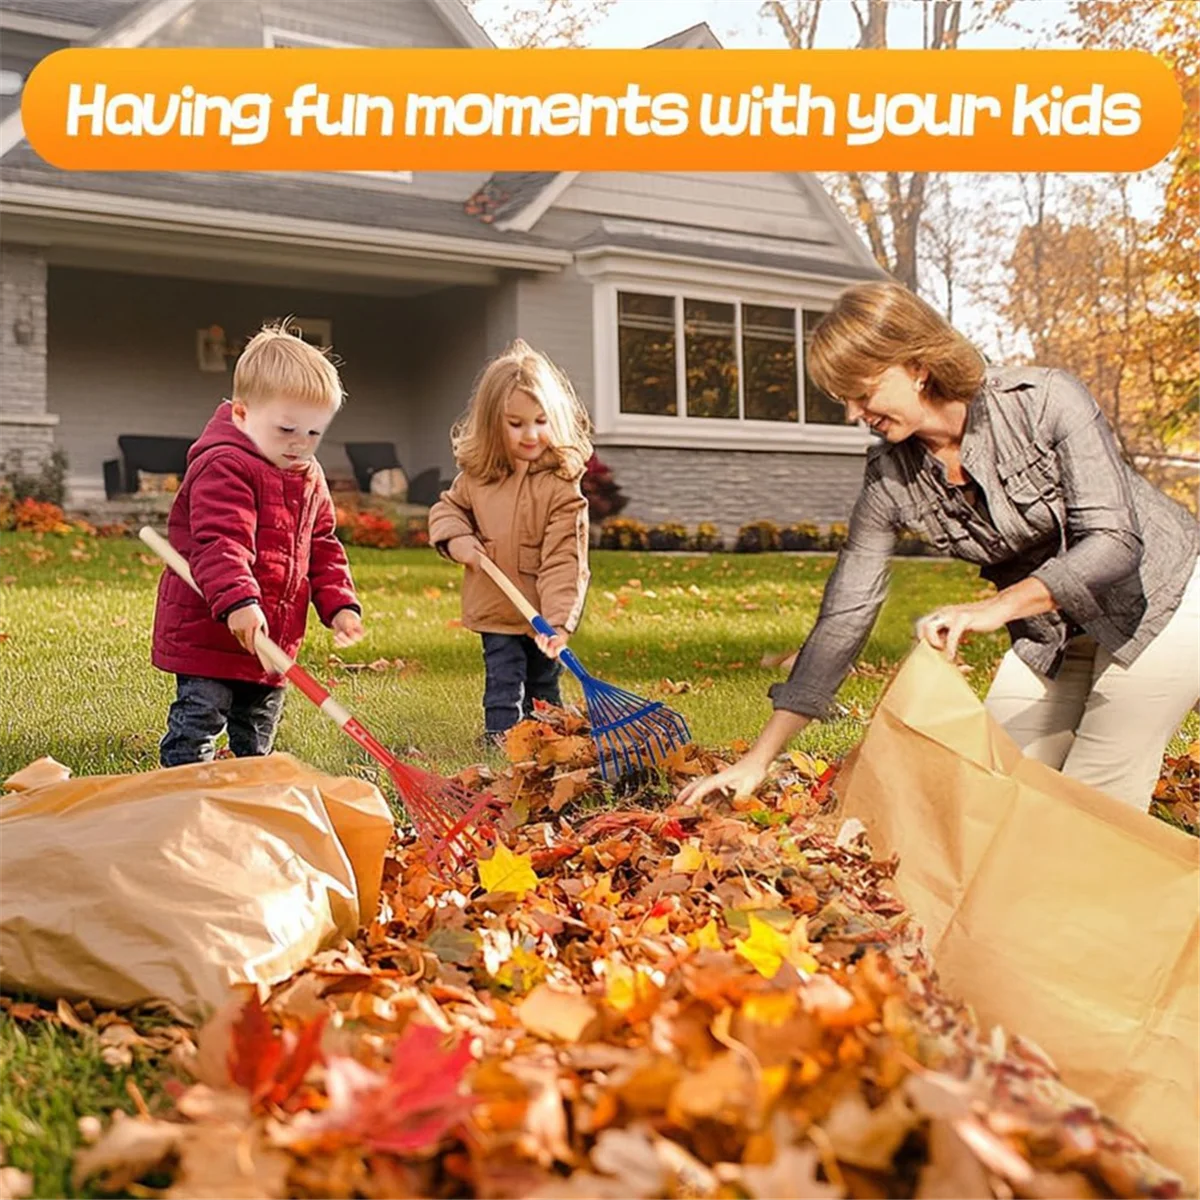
[0,531,1195,1196]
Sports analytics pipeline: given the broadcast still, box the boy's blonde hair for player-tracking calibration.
[232,321,344,410]
[452,339,592,483]
[807,282,985,406]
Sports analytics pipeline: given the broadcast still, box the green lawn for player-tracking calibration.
[0,531,1195,1197]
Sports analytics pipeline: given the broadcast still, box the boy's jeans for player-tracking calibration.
[481,633,563,736]
[160,674,286,767]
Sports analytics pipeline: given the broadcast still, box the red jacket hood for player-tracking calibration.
[188,402,272,468]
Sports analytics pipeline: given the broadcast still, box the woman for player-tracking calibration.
[680,282,1199,812]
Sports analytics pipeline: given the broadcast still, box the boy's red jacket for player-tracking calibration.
[151,401,358,685]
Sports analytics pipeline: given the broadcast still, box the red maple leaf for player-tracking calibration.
[228,992,327,1111]
[314,1023,477,1156]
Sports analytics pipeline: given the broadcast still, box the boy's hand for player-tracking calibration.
[534,631,569,659]
[446,536,484,567]
[332,609,365,648]
[227,603,267,655]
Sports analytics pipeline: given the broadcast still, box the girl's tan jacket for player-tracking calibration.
[427,465,590,635]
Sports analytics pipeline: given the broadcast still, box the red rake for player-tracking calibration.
[139,526,495,874]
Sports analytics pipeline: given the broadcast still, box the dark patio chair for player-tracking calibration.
[407,466,453,507]
[103,435,195,498]
[344,442,404,493]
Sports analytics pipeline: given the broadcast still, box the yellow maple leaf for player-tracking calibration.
[736,914,791,978]
[672,842,705,873]
[605,962,660,1017]
[477,842,538,898]
[687,919,723,952]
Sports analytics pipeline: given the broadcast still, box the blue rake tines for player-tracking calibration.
[529,614,692,782]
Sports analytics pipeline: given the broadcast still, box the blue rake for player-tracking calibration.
[476,556,692,782]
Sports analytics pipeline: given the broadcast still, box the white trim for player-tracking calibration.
[262,26,381,49]
[590,273,871,455]
[0,12,92,39]
[0,182,573,271]
[576,246,857,302]
[0,412,60,427]
[494,171,581,233]
[429,0,495,48]
[0,0,198,159]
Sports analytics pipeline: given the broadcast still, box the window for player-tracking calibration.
[262,28,411,183]
[0,69,23,97]
[616,291,841,426]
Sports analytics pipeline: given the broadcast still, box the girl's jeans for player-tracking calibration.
[481,633,563,736]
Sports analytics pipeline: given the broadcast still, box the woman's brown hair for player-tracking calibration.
[807,281,985,405]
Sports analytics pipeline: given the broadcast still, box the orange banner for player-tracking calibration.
[21,48,1182,172]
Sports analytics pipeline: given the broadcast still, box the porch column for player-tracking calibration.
[0,244,57,471]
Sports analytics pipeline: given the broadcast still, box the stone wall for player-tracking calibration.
[0,244,55,471]
[596,444,865,537]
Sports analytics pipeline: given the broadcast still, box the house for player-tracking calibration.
[0,0,886,534]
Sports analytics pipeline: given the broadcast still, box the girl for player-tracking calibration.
[428,340,593,739]
[681,281,1199,813]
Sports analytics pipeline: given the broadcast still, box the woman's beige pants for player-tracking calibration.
[984,562,1200,810]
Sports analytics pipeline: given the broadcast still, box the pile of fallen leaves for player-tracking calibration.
[1150,742,1199,836]
[15,709,1189,1199]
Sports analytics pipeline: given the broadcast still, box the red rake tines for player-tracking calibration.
[139,527,495,876]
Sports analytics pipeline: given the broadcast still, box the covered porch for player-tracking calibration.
[0,183,570,504]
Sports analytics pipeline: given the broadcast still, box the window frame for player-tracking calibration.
[598,275,869,453]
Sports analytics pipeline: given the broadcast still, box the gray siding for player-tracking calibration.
[509,265,596,410]
[146,0,471,49]
[553,173,841,248]
[45,266,479,495]
[598,446,865,536]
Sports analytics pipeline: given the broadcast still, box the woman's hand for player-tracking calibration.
[917,578,1056,660]
[677,753,770,805]
[916,598,1007,659]
[676,709,812,805]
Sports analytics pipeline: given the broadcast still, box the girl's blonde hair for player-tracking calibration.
[452,339,592,482]
[233,321,344,411]
[807,282,985,406]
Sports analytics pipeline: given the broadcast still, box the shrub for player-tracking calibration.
[2,448,68,507]
[822,522,849,552]
[12,497,72,534]
[598,517,649,551]
[336,507,401,549]
[647,522,688,551]
[780,522,821,551]
[581,453,628,522]
[734,520,780,553]
[690,522,724,552]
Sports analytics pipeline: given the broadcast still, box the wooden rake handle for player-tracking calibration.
[475,554,551,634]
[138,526,293,676]
[474,554,589,680]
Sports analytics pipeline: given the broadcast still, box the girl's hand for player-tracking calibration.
[677,753,769,805]
[534,631,569,659]
[916,598,1007,660]
[332,609,365,648]
[446,536,483,568]
[227,603,268,655]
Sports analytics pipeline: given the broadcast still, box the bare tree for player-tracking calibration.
[462,0,616,48]
[763,0,1011,292]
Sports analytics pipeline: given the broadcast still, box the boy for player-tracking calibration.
[152,323,364,766]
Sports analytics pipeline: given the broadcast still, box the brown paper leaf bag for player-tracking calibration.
[834,643,1199,1187]
[0,753,394,1017]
